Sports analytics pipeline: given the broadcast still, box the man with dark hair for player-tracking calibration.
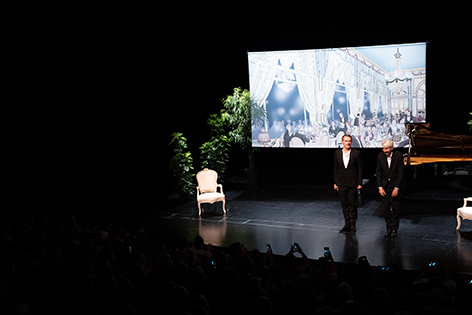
[376,139,405,238]
[333,134,363,234]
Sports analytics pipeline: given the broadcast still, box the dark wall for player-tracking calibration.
[5,3,469,213]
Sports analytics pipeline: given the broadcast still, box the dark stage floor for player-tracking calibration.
[140,172,472,275]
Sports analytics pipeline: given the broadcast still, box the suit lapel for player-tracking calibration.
[386,151,398,173]
[390,151,398,173]
[381,152,389,172]
[348,150,354,168]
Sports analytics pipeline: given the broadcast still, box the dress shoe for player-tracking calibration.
[385,230,392,238]
[390,230,397,238]
[350,226,356,234]
[339,224,351,233]
[339,226,350,233]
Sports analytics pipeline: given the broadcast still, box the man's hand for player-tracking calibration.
[357,185,362,190]
[379,187,386,197]
[392,188,399,198]
[334,184,339,191]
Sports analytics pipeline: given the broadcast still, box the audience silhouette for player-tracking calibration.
[0,212,469,314]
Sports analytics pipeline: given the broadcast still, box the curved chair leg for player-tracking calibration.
[222,200,226,213]
[198,203,203,216]
[456,214,461,230]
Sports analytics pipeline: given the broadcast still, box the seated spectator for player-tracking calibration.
[1,211,470,315]
[192,235,213,274]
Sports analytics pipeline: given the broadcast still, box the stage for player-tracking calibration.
[141,171,472,275]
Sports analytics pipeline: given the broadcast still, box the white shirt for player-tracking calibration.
[342,149,351,169]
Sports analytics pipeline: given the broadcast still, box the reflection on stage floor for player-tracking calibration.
[141,174,472,275]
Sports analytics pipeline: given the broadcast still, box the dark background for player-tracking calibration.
[5,3,469,215]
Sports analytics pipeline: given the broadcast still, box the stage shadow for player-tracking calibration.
[457,230,472,241]
[402,199,462,217]
[199,211,227,218]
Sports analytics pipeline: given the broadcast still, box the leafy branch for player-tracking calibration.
[169,132,195,195]
[220,87,267,171]
[200,113,231,180]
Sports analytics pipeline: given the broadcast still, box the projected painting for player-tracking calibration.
[248,43,426,148]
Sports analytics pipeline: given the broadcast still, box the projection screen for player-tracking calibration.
[248,42,426,148]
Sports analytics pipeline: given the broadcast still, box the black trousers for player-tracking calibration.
[338,186,358,226]
[381,188,404,231]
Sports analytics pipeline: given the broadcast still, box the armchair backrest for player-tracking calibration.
[464,197,472,207]
[196,168,219,193]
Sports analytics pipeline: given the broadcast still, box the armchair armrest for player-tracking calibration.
[216,184,224,194]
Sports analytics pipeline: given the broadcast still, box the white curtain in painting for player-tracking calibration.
[346,85,361,119]
[249,48,389,127]
[248,52,279,108]
[294,50,318,124]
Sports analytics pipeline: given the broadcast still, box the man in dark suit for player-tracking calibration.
[333,134,363,234]
[376,139,405,238]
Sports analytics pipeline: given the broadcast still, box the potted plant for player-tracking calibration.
[200,113,231,181]
[169,132,195,199]
[221,87,267,182]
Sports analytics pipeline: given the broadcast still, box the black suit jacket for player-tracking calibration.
[376,150,405,191]
[333,149,363,187]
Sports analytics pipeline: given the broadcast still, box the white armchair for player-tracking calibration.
[196,168,226,216]
[456,197,472,230]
